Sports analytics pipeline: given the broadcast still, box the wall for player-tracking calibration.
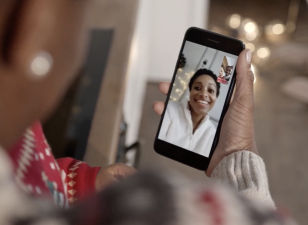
[171,41,207,102]
[124,0,210,145]
[123,0,151,145]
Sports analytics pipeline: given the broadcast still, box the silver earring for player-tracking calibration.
[30,51,53,78]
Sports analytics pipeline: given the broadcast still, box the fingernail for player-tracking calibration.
[245,49,252,63]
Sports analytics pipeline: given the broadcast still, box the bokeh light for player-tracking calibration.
[246,31,258,41]
[229,14,241,29]
[245,43,255,52]
[272,24,285,35]
[241,19,259,41]
[244,22,256,33]
[265,21,286,36]
[257,47,270,59]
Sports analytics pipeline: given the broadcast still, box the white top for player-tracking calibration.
[158,100,216,157]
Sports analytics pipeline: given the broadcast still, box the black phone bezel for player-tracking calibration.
[154,27,245,171]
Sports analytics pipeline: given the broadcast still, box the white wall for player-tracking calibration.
[123,0,151,145]
[124,0,210,145]
[171,41,207,102]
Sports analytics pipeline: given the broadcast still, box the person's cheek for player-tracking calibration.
[192,90,198,100]
[209,95,216,110]
[189,91,193,101]
[213,96,217,106]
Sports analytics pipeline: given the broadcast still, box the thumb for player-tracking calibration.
[233,49,254,110]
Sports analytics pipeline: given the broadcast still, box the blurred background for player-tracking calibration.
[44,0,308,223]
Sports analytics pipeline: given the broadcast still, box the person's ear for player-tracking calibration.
[2,1,60,75]
[3,0,93,79]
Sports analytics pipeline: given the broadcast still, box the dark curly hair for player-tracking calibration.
[188,68,220,97]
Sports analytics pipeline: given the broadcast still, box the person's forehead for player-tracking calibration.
[195,75,216,84]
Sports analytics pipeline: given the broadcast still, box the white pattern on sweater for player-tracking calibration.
[0,146,290,224]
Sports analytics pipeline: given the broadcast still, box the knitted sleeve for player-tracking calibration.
[56,157,100,205]
[211,151,275,209]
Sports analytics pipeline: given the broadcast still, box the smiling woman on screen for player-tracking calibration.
[159,69,220,157]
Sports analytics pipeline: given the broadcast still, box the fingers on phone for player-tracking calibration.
[153,101,165,116]
[158,82,170,95]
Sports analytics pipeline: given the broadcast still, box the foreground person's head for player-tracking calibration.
[188,69,220,116]
[0,1,92,148]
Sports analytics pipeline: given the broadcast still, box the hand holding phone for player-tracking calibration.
[153,28,257,174]
[154,49,257,175]
[207,49,258,175]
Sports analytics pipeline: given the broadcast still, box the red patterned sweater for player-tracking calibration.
[8,121,101,208]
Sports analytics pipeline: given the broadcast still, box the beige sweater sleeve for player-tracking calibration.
[211,151,275,209]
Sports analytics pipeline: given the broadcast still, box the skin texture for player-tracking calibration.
[189,75,217,133]
[95,163,137,191]
[0,0,92,148]
[153,49,257,176]
[219,67,225,78]
[0,1,134,191]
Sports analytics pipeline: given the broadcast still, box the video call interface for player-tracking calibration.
[158,41,238,157]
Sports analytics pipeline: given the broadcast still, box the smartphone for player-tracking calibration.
[154,27,245,171]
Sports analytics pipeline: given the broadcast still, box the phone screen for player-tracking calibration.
[158,40,238,158]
